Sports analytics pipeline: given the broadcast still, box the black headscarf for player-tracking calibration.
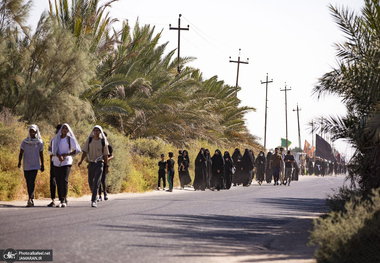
[224,151,234,170]
[256,151,266,166]
[195,148,206,168]
[232,148,242,163]
[211,149,225,172]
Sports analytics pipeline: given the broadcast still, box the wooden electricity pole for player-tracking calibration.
[293,103,302,150]
[260,73,273,152]
[229,48,249,94]
[169,14,189,74]
[280,83,291,150]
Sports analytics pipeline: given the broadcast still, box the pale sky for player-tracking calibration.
[29,0,364,160]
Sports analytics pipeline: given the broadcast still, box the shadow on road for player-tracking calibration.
[99,197,324,262]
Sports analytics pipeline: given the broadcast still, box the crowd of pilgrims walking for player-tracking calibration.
[17,123,346,208]
[159,147,297,192]
[158,146,346,192]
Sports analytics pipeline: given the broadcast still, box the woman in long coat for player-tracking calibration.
[231,148,243,186]
[193,148,207,191]
[224,151,234,189]
[211,149,225,191]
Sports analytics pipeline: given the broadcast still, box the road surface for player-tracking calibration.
[0,175,346,263]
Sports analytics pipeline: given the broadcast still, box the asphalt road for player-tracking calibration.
[0,175,347,263]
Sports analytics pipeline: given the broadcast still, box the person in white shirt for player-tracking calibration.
[51,123,81,207]
[18,125,44,207]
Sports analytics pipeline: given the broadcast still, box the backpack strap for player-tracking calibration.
[67,136,71,151]
[88,137,105,153]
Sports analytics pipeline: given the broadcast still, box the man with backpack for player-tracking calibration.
[78,125,109,208]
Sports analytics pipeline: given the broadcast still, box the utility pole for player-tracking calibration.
[229,48,249,95]
[280,83,291,150]
[169,14,189,74]
[293,103,302,150]
[311,119,314,147]
[260,73,273,152]
[321,116,324,139]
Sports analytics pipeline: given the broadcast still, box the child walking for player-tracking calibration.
[166,152,175,192]
[18,125,44,207]
[157,154,166,190]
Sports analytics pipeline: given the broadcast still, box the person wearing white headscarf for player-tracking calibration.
[78,125,109,208]
[47,124,62,207]
[18,124,44,207]
[51,123,81,207]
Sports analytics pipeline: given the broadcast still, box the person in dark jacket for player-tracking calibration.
[255,151,266,186]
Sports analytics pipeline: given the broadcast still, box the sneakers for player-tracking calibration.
[91,202,97,208]
[26,199,34,207]
[47,201,55,207]
[97,196,102,202]
[58,201,66,208]
[104,196,108,201]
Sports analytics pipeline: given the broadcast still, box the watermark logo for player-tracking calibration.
[2,248,18,263]
[1,249,53,262]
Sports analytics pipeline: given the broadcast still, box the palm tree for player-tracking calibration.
[313,0,380,192]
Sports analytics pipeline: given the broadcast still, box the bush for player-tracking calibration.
[0,109,263,199]
[310,188,380,263]
[325,186,363,213]
[130,137,167,159]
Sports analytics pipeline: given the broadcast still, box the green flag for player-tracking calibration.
[281,138,292,147]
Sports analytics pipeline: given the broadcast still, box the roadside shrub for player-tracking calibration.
[130,137,166,159]
[325,186,363,213]
[310,188,380,263]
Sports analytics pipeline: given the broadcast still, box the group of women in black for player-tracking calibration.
[188,148,260,191]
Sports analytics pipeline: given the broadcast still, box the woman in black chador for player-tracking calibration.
[179,150,192,189]
[241,149,254,186]
[211,149,225,191]
[193,148,207,191]
[266,151,273,183]
[224,151,234,189]
[248,150,255,185]
[255,151,266,185]
[205,149,212,189]
[231,148,243,186]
